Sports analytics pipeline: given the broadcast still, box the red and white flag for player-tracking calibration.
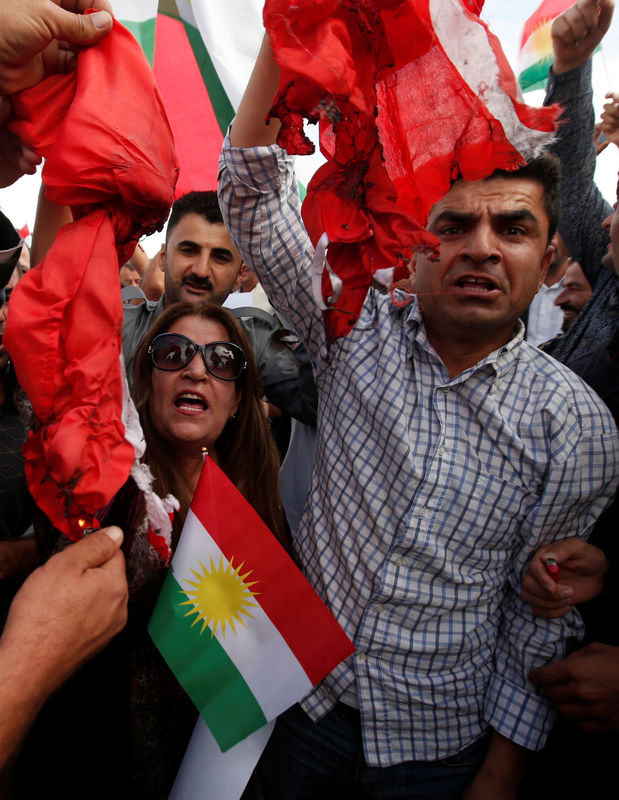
[5,19,178,539]
[265,0,560,341]
[149,456,354,798]
[149,456,354,752]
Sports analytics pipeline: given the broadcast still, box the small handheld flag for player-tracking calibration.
[148,456,354,753]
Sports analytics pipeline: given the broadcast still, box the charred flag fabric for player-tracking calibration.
[4,18,178,539]
[148,456,354,752]
[264,0,560,342]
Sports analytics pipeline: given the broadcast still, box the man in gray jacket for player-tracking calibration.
[122,190,316,431]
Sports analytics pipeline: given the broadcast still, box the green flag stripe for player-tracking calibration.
[158,10,235,135]
[148,572,267,752]
[518,59,552,92]
[121,18,156,66]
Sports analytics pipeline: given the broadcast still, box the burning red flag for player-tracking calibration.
[5,18,178,539]
[264,0,559,342]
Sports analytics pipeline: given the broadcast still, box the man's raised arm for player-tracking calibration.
[545,0,614,275]
[229,33,281,148]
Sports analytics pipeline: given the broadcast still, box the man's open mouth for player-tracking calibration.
[455,276,498,293]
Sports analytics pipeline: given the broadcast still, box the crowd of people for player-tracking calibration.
[0,0,618,798]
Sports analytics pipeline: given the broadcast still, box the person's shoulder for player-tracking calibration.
[122,297,161,330]
[123,297,159,316]
[122,297,164,358]
[519,340,588,388]
[231,305,280,332]
[518,342,617,433]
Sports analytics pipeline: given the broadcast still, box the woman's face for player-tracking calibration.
[149,315,241,455]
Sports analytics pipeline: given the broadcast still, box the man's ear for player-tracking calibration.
[408,254,417,293]
[232,262,245,293]
[159,244,166,273]
[538,244,553,289]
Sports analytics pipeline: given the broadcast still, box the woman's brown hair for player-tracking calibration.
[133,301,287,546]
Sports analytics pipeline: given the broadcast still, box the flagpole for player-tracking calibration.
[598,47,612,92]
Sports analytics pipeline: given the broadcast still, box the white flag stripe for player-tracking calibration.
[115,0,158,23]
[186,0,263,111]
[519,34,550,71]
[185,0,326,188]
[171,509,313,721]
[170,717,274,800]
[431,0,553,160]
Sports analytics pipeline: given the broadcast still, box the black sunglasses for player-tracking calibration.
[149,332,246,382]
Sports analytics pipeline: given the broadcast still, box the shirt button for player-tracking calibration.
[438,446,446,456]
[395,557,404,567]
[358,653,367,663]
[375,603,384,613]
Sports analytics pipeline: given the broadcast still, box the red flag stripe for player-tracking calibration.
[520,0,574,48]
[153,14,223,194]
[190,459,354,685]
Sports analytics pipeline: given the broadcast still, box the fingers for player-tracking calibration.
[552,539,609,580]
[521,538,608,615]
[526,552,561,594]
[529,659,571,688]
[47,6,113,47]
[0,97,11,127]
[551,0,614,71]
[601,92,619,130]
[522,542,581,593]
[594,122,610,155]
[553,0,599,45]
[0,129,42,188]
[55,526,124,573]
[520,573,574,618]
[526,599,574,619]
[64,0,115,16]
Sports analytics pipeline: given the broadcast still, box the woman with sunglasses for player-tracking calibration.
[133,300,286,543]
[123,301,286,795]
[17,302,286,799]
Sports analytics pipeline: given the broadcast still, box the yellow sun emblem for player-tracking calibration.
[527,19,552,58]
[179,556,259,638]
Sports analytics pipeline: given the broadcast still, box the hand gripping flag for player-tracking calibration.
[148,456,354,754]
[4,18,178,539]
[264,0,560,343]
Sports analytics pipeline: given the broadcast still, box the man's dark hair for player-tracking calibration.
[166,190,224,243]
[490,152,562,243]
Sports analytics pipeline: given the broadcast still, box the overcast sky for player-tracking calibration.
[1,0,617,256]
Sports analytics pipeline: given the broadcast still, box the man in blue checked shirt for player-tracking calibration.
[218,35,619,800]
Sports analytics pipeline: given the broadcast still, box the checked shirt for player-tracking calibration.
[219,137,618,767]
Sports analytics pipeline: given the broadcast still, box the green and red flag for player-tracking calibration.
[518,0,574,92]
[116,0,322,195]
[148,456,354,752]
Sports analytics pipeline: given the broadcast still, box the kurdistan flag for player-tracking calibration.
[518,0,574,92]
[115,0,323,195]
[148,456,354,753]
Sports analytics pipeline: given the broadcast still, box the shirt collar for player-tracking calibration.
[404,299,524,385]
